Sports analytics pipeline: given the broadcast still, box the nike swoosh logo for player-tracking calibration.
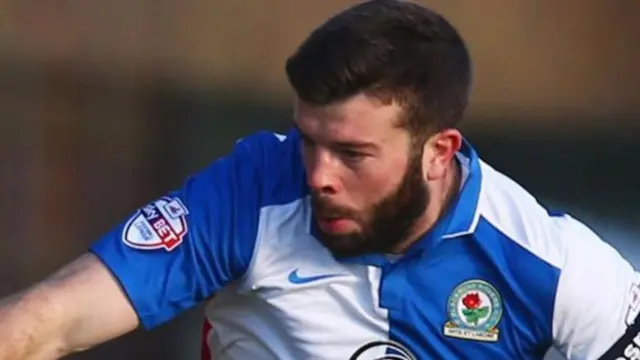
[288,269,341,284]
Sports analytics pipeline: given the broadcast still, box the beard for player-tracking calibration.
[311,150,429,258]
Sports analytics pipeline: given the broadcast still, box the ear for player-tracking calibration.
[423,129,463,181]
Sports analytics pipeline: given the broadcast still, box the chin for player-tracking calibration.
[317,233,372,258]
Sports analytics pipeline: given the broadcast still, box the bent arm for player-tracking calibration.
[0,131,281,359]
[0,253,139,360]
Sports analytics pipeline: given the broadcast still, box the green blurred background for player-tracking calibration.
[0,1,638,359]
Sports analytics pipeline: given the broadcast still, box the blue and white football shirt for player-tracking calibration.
[90,129,640,360]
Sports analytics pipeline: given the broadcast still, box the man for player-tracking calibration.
[0,1,637,359]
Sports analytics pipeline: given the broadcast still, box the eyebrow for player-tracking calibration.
[293,124,378,150]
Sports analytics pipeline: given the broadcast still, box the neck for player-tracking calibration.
[392,159,461,253]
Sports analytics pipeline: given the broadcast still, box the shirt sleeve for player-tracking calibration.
[89,132,279,329]
[552,216,640,360]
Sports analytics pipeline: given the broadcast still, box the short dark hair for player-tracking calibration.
[286,0,472,138]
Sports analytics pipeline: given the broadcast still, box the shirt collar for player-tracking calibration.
[417,138,482,245]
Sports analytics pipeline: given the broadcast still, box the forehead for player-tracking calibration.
[293,93,405,143]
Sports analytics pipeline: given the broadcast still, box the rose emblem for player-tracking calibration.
[461,292,489,326]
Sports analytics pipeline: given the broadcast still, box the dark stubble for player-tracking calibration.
[311,146,429,258]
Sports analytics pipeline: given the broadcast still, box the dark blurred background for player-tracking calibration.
[0,1,638,359]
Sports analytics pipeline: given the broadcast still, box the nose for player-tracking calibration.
[304,147,341,195]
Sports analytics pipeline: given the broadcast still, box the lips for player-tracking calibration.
[311,195,356,233]
[317,216,354,234]
[313,207,352,221]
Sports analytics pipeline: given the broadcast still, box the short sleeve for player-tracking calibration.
[551,216,640,359]
[89,132,284,329]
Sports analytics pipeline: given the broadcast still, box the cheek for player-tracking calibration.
[343,160,407,204]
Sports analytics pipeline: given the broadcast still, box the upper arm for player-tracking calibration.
[88,132,286,329]
[45,252,139,352]
[552,217,640,359]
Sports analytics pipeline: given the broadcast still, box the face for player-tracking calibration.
[294,94,429,257]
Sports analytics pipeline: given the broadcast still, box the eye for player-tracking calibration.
[340,148,367,162]
[300,135,314,148]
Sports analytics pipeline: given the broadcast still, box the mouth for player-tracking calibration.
[316,216,355,234]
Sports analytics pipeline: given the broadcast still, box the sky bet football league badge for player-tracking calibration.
[122,196,189,251]
[443,279,503,342]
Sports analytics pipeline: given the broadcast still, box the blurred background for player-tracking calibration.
[0,1,638,359]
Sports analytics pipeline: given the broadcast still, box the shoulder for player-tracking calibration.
[450,156,637,358]
[475,160,623,274]
[228,129,308,207]
[186,129,308,212]
[474,160,566,270]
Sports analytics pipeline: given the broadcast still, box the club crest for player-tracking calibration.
[443,279,502,342]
